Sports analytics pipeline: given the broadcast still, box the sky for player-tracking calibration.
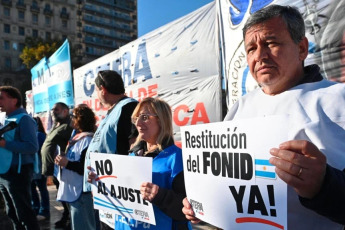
[137,0,214,37]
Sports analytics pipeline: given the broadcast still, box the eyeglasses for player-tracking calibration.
[131,114,157,124]
[97,72,106,87]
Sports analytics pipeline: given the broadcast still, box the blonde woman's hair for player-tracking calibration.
[131,97,174,151]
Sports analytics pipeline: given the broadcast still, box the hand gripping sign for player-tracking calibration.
[90,153,156,226]
[181,115,289,230]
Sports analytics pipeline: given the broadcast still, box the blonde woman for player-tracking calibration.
[115,97,191,230]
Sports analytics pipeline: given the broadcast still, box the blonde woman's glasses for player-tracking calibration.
[132,114,157,124]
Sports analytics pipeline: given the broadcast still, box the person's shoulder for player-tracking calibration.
[307,79,345,94]
[164,144,182,155]
[121,99,138,112]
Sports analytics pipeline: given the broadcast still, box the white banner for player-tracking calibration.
[73,2,221,142]
[90,153,155,226]
[218,0,344,108]
[181,115,289,230]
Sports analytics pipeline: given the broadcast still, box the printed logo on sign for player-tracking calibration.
[100,212,113,219]
[227,41,258,106]
[135,209,150,220]
[228,0,273,27]
[190,199,204,216]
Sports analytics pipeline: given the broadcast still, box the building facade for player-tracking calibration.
[0,0,137,94]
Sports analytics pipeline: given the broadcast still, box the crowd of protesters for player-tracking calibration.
[0,4,345,230]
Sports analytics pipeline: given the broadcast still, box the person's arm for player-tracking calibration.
[299,165,345,224]
[3,115,38,154]
[65,147,87,175]
[145,172,188,221]
[270,140,345,224]
[117,101,138,155]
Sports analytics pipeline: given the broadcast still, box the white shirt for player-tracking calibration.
[225,79,345,229]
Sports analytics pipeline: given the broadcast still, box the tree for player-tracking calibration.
[20,37,62,69]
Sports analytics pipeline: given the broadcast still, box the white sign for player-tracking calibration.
[90,153,156,226]
[181,115,289,230]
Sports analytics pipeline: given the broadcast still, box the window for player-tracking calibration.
[4,7,10,17]
[12,42,18,51]
[45,16,51,25]
[4,41,10,50]
[32,13,38,24]
[5,58,12,69]
[4,24,11,33]
[62,20,67,28]
[32,29,38,38]
[19,27,25,36]
[19,43,25,52]
[32,0,38,8]
[18,10,25,21]
[46,32,51,40]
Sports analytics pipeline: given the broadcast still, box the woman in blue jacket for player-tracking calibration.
[114,97,191,230]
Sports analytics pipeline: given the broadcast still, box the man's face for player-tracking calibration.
[0,91,17,115]
[95,85,105,109]
[51,104,68,122]
[244,17,308,95]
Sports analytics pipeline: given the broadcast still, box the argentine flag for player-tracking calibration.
[255,159,276,179]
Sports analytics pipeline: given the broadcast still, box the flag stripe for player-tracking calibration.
[255,170,276,179]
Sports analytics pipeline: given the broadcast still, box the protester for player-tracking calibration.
[55,105,96,230]
[0,86,40,230]
[83,70,138,229]
[31,116,50,221]
[126,97,191,230]
[182,5,345,229]
[41,102,73,228]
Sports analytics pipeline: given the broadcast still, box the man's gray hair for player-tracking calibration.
[243,5,305,44]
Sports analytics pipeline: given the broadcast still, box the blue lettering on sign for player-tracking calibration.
[122,51,132,86]
[113,58,122,77]
[229,0,273,25]
[133,42,152,83]
[83,70,95,97]
[97,63,110,73]
[82,42,153,95]
[36,68,45,86]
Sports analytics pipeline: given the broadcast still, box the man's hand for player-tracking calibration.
[269,140,327,198]
[0,138,5,148]
[86,165,97,183]
[54,155,68,167]
[140,182,159,202]
[182,197,201,224]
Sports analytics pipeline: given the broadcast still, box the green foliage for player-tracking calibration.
[19,37,63,69]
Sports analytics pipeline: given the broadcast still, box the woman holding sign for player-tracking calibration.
[115,97,191,230]
[54,105,97,230]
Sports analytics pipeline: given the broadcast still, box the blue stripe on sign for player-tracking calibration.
[255,170,276,179]
[94,197,133,213]
[255,159,272,166]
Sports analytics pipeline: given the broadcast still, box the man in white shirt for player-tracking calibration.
[183,4,345,229]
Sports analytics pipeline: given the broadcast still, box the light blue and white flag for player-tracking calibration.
[255,159,276,179]
[31,39,74,113]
